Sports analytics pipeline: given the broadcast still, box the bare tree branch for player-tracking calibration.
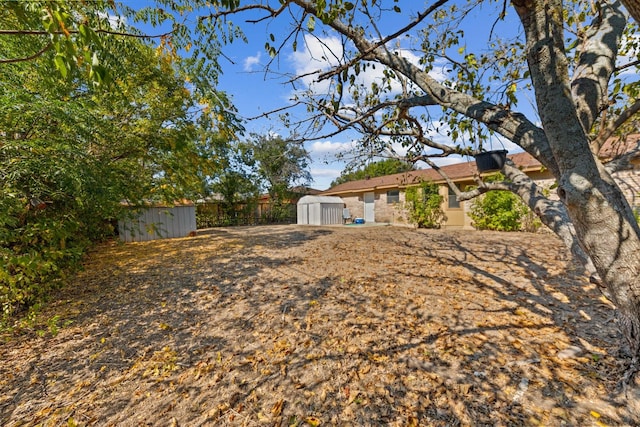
[315,0,450,82]
[615,58,640,72]
[289,0,559,176]
[592,99,640,152]
[198,3,288,24]
[605,143,640,173]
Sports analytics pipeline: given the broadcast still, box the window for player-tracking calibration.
[387,189,400,204]
[448,188,460,209]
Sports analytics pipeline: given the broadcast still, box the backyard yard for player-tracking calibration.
[0,225,638,426]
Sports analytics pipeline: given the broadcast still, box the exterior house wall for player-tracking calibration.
[441,183,467,229]
[614,166,640,211]
[321,150,640,229]
[341,193,364,220]
[375,190,403,223]
[387,190,409,225]
[531,166,639,211]
[341,190,408,224]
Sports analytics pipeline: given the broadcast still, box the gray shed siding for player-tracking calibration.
[118,205,196,242]
[297,196,344,225]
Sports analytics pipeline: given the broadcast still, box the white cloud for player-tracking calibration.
[99,12,127,30]
[243,52,262,72]
[288,35,344,94]
[386,141,409,157]
[310,140,353,154]
[288,35,450,98]
[293,35,344,69]
[616,32,640,80]
[427,155,471,168]
[309,167,342,190]
[311,167,342,178]
[427,59,450,83]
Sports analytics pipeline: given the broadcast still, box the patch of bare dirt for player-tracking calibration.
[0,225,637,426]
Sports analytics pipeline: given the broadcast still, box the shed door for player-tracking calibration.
[364,192,375,223]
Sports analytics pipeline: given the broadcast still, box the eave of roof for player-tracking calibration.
[321,152,543,195]
[321,133,639,195]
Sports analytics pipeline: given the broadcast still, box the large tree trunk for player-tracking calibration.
[292,0,640,379]
[514,0,640,379]
[501,162,599,277]
[621,0,640,24]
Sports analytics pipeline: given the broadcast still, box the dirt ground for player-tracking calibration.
[1,225,639,426]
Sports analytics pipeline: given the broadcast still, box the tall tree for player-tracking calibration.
[0,7,234,322]
[175,0,640,382]
[212,170,260,219]
[241,133,312,205]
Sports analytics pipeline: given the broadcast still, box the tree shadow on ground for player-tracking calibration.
[0,226,636,426]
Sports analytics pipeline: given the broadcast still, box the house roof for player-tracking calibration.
[322,152,542,195]
[297,195,344,205]
[121,199,195,207]
[598,134,640,160]
[291,186,323,195]
[258,186,323,202]
[321,133,640,196]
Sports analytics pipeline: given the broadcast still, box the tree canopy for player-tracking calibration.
[0,4,236,325]
[240,133,312,200]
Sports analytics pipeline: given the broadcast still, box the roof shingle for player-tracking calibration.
[322,152,541,195]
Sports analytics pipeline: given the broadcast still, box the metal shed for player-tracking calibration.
[297,195,345,225]
[118,203,197,242]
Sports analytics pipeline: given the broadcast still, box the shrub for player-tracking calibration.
[0,147,122,329]
[0,204,91,325]
[405,181,446,228]
[469,175,539,231]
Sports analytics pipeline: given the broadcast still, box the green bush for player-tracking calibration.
[405,181,446,228]
[469,176,539,231]
[0,206,89,324]
[0,27,233,330]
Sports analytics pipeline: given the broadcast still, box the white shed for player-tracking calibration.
[297,195,345,225]
[118,203,197,242]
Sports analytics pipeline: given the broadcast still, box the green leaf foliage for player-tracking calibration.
[404,181,446,229]
[0,8,236,327]
[201,170,260,227]
[469,175,540,232]
[238,133,311,222]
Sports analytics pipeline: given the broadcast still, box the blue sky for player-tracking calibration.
[123,1,527,190]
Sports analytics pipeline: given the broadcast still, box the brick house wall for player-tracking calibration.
[322,150,640,228]
[340,190,409,224]
[614,167,640,211]
[375,190,407,224]
[340,194,363,220]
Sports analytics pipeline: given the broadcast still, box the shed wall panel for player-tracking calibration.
[321,204,343,225]
[296,196,345,225]
[118,205,196,242]
[309,204,321,225]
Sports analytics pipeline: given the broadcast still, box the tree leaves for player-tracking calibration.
[0,11,234,326]
[241,133,312,202]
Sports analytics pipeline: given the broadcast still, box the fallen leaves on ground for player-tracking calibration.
[0,226,636,426]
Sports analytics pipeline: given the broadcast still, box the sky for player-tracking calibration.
[123,1,528,190]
